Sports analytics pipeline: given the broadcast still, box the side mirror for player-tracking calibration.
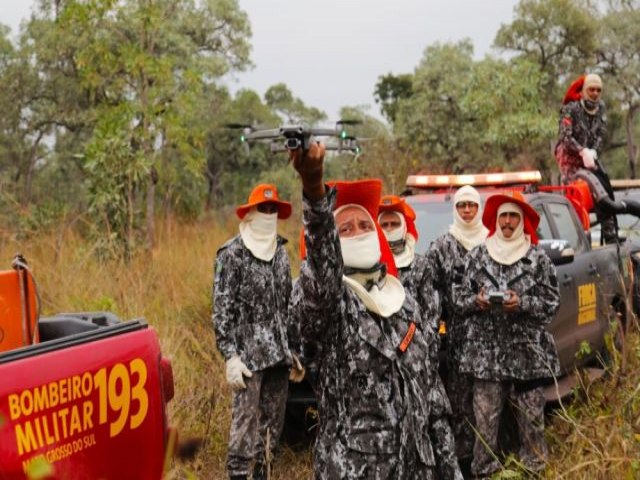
[539,239,575,265]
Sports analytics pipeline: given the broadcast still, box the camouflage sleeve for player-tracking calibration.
[456,248,483,314]
[558,103,584,155]
[416,256,441,333]
[593,103,607,154]
[212,247,239,360]
[295,187,346,339]
[519,251,560,326]
[287,279,303,357]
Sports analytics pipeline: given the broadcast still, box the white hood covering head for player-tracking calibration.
[335,204,405,318]
[379,211,415,268]
[448,185,488,251]
[239,208,278,261]
[485,202,531,265]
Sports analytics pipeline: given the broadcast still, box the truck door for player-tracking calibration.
[534,202,579,371]
[546,201,601,364]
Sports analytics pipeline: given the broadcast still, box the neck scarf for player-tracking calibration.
[239,209,278,261]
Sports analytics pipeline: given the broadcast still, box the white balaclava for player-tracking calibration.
[334,204,405,318]
[485,202,531,265]
[379,211,415,269]
[239,207,278,261]
[581,73,603,115]
[449,185,489,251]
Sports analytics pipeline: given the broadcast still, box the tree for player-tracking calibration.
[264,83,326,125]
[596,0,640,178]
[494,0,598,95]
[373,73,413,124]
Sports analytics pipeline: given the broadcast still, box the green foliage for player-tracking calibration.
[373,73,414,124]
[265,83,327,125]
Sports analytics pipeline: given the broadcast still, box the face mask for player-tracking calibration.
[248,211,277,235]
[239,210,278,261]
[340,231,381,269]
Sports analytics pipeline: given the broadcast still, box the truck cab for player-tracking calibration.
[0,259,175,479]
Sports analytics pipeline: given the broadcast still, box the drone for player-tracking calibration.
[224,120,363,154]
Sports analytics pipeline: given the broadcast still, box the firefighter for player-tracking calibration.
[426,185,488,475]
[378,195,456,478]
[378,195,437,332]
[289,143,462,480]
[555,73,640,243]
[456,191,560,478]
[212,183,304,480]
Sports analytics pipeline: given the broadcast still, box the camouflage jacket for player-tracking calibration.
[213,235,292,371]
[397,252,440,334]
[291,189,459,478]
[427,233,469,360]
[555,100,607,178]
[456,245,561,381]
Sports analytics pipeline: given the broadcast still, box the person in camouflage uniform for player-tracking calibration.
[555,73,640,243]
[378,195,459,478]
[213,183,304,480]
[290,143,463,480]
[456,191,561,478]
[378,195,437,333]
[426,185,488,474]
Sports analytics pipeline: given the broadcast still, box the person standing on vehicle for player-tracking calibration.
[289,143,462,480]
[555,73,640,243]
[377,195,463,476]
[456,191,561,478]
[426,184,488,475]
[212,183,304,480]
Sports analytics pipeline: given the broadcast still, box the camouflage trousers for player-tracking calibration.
[313,431,436,480]
[227,365,289,477]
[471,379,547,477]
[446,355,475,462]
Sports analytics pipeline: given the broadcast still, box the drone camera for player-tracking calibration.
[284,137,302,150]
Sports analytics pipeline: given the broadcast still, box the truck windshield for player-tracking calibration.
[411,202,454,254]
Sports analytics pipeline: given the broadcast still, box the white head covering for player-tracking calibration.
[378,211,415,269]
[239,208,278,261]
[335,204,405,318]
[449,185,489,251]
[485,202,531,265]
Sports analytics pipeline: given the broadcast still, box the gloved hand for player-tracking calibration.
[225,355,252,390]
[588,148,598,160]
[580,148,596,170]
[289,354,306,383]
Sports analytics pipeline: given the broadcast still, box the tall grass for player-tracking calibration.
[2,215,638,479]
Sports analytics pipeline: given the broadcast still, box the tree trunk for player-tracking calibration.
[625,106,638,179]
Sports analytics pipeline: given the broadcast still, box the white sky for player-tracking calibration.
[2,0,520,122]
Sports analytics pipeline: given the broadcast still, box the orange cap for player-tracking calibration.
[482,191,540,244]
[236,184,292,220]
[379,194,419,241]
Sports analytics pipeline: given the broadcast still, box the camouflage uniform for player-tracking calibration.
[396,252,439,334]
[427,232,475,463]
[213,235,293,477]
[555,100,607,181]
[456,244,561,477]
[291,189,462,480]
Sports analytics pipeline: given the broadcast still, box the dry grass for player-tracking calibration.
[2,215,638,480]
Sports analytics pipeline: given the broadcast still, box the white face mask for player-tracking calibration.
[339,231,381,269]
[239,209,278,261]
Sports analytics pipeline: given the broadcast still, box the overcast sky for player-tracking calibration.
[2,0,520,123]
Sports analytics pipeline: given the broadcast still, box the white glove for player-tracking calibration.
[589,148,598,160]
[289,354,306,383]
[225,355,252,390]
[580,148,596,170]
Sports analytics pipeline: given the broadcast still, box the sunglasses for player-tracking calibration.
[455,201,478,209]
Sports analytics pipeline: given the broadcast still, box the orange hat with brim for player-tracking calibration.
[379,194,419,241]
[236,183,292,220]
[563,75,585,105]
[482,191,540,245]
[299,179,398,278]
